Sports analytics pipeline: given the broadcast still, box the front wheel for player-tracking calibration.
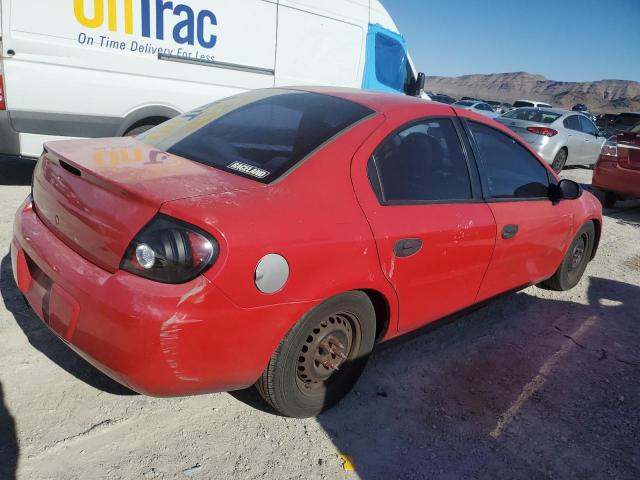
[256,292,376,418]
[541,222,595,291]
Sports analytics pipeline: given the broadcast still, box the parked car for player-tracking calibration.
[453,100,500,118]
[497,107,606,172]
[487,101,513,114]
[12,87,602,418]
[461,96,481,101]
[513,100,553,109]
[604,113,640,136]
[429,93,456,105]
[571,103,597,123]
[592,121,640,207]
[0,0,426,159]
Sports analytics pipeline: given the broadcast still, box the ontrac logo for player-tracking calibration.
[73,0,217,48]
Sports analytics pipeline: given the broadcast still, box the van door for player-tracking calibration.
[275,0,368,88]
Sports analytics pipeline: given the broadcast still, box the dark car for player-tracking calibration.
[605,113,640,136]
[430,93,456,105]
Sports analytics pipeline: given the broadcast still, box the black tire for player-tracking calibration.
[551,148,568,173]
[602,191,618,208]
[256,291,376,418]
[541,222,595,291]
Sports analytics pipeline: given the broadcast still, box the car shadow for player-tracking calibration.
[0,156,36,186]
[307,277,640,479]
[0,253,136,395]
[0,382,18,480]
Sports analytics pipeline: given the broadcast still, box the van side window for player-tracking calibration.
[375,34,407,92]
[467,121,550,199]
[368,118,473,203]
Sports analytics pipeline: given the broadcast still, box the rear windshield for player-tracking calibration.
[139,90,373,183]
[613,114,640,129]
[503,108,562,124]
[513,101,534,108]
[454,101,475,107]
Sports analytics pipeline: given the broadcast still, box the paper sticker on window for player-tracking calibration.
[227,161,270,179]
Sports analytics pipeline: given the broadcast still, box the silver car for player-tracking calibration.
[453,100,501,119]
[496,107,606,173]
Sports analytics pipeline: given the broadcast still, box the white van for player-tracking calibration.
[0,0,425,158]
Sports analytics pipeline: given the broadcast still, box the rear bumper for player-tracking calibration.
[12,198,312,396]
[0,111,21,156]
[593,157,640,198]
[522,136,558,165]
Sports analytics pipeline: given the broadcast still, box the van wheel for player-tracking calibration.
[541,222,595,291]
[256,292,376,418]
[551,148,568,173]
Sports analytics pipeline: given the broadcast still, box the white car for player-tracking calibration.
[513,99,553,109]
[452,100,500,119]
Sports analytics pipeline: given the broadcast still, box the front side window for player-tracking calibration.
[368,118,472,203]
[375,33,408,92]
[467,121,550,199]
[139,90,373,183]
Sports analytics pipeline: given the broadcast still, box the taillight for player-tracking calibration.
[526,126,558,137]
[121,215,219,284]
[0,74,6,110]
[600,135,618,157]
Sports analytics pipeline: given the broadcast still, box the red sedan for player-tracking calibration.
[593,121,640,207]
[12,88,602,417]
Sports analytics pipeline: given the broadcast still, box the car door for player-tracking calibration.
[351,114,497,333]
[562,115,587,165]
[579,116,606,166]
[463,120,575,301]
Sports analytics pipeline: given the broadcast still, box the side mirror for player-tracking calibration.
[410,72,426,97]
[555,179,583,201]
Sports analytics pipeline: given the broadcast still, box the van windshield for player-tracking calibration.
[138,90,374,183]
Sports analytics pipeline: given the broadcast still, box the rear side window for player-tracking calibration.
[368,118,472,203]
[139,90,373,183]
[375,33,408,91]
[563,115,582,131]
[467,121,550,199]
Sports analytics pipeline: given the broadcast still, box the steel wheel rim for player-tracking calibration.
[569,233,588,272]
[295,313,358,392]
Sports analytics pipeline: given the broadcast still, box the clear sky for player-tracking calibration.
[381,0,640,82]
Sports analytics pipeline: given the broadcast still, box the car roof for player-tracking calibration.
[288,86,437,113]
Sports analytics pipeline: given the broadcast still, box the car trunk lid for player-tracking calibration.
[32,138,260,272]
[618,131,640,171]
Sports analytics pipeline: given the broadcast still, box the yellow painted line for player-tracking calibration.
[489,316,597,439]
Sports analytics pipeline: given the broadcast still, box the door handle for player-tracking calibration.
[393,238,423,258]
[502,224,519,240]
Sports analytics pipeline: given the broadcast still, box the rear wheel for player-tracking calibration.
[541,222,595,291]
[551,148,568,173]
[256,292,376,418]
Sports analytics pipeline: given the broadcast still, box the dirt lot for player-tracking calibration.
[1,158,639,480]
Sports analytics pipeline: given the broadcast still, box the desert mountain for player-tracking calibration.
[426,72,640,113]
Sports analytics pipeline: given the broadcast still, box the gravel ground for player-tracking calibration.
[1,158,639,480]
